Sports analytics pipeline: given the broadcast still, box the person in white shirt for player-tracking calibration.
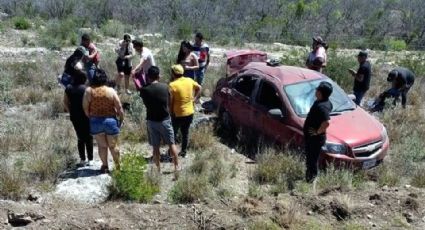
[132,40,155,74]
[306,36,328,72]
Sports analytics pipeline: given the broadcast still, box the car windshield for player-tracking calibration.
[284,79,355,117]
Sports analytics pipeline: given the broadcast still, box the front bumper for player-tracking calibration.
[319,139,389,169]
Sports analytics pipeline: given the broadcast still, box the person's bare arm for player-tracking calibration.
[194,83,202,102]
[88,48,98,60]
[112,90,124,120]
[206,52,210,68]
[63,93,70,113]
[132,58,146,75]
[82,88,91,117]
[124,44,135,59]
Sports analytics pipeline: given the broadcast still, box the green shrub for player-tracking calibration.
[323,50,357,92]
[13,17,31,30]
[110,153,160,202]
[101,20,128,38]
[190,124,217,151]
[386,39,407,51]
[40,18,80,50]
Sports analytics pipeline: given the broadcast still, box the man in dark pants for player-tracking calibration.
[371,67,415,112]
[169,64,202,157]
[303,81,333,182]
[140,66,179,175]
[387,67,415,108]
[348,51,371,106]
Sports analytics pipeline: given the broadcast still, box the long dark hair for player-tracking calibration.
[65,48,85,71]
[176,41,192,64]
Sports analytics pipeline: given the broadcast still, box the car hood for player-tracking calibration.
[326,108,383,147]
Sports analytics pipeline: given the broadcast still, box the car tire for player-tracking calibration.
[217,109,238,141]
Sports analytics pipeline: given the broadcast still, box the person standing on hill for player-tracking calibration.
[81,34,100,83]
[306,36,328,72]
[64,70,93,167]
[176,41,199,79]
[192,33,210,85]
[169,64,202,157]
[303,82,333,182]
[115,34,135,94]
[131,40,156,91]
[348,51,371,106]
[140,66,179,175]
[83,69,124,173]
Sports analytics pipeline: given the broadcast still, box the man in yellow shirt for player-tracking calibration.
[169,64,202,157]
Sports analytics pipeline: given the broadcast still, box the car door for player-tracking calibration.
[225,74,260,128]
[252,79,299,147]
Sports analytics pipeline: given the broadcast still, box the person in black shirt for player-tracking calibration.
[140,66,179,174]
[303,81,333,182]
[371,67,415,111]
[64,70,93,166]
[348,51,371,106]
[60,46,87,87]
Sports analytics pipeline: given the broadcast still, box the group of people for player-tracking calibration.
[304,36,416,182]
[62,33,210,176]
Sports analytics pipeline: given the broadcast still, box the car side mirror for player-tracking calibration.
[268,109,284,120]
[348,94,356,102]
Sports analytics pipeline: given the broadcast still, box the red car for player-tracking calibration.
[212,50,389,169]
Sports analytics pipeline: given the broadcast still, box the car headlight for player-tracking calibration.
[322,142,347,155]
[381,127,388,143]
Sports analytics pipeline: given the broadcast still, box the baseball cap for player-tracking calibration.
[316,81,333,99]
[357,50,368,58]
[171,64,184,75]
[76,46,89,56]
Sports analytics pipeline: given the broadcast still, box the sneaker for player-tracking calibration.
[179,151,187,158]
[77,160,87,167]
[125,89,131,95]
[87,160,94,166]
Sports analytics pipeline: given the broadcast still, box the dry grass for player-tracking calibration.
[271,201,305,229]
[189,123,217,151]
[315,166,367,192]
[169,146,229,203]
[411,169,425,188]
[252,148,304,193]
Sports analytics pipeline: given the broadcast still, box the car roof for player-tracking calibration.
[241,62,327,85]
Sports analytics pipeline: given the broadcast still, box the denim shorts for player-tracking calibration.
[147,118,175,147]
[90,117,120,135]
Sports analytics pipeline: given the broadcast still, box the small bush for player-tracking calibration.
[169,173,211,203]
[386,39,407,51]
[101,20,128,38]
[190,124,217,151]
[411,169,425,188]
[376,164,400,187]
[271,201,304,229]
[249,219,280,230]
[110,153,160,202]
[252,149,304,192]
[316,166,366,192]
[0,163,25,200]
[13,17,31,30]
[323,50,357,92]
[40,18,80,49]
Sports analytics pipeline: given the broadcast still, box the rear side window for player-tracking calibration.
[256,81,282,111]
[233,75,257,98]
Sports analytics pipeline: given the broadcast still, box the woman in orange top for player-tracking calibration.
[83,69,124,173]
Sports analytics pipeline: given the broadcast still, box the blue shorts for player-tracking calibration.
[90,117,120,135]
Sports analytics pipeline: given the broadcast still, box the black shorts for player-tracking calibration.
[116,58,132,75]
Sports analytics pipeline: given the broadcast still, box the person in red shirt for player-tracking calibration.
[81,34,100,84]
